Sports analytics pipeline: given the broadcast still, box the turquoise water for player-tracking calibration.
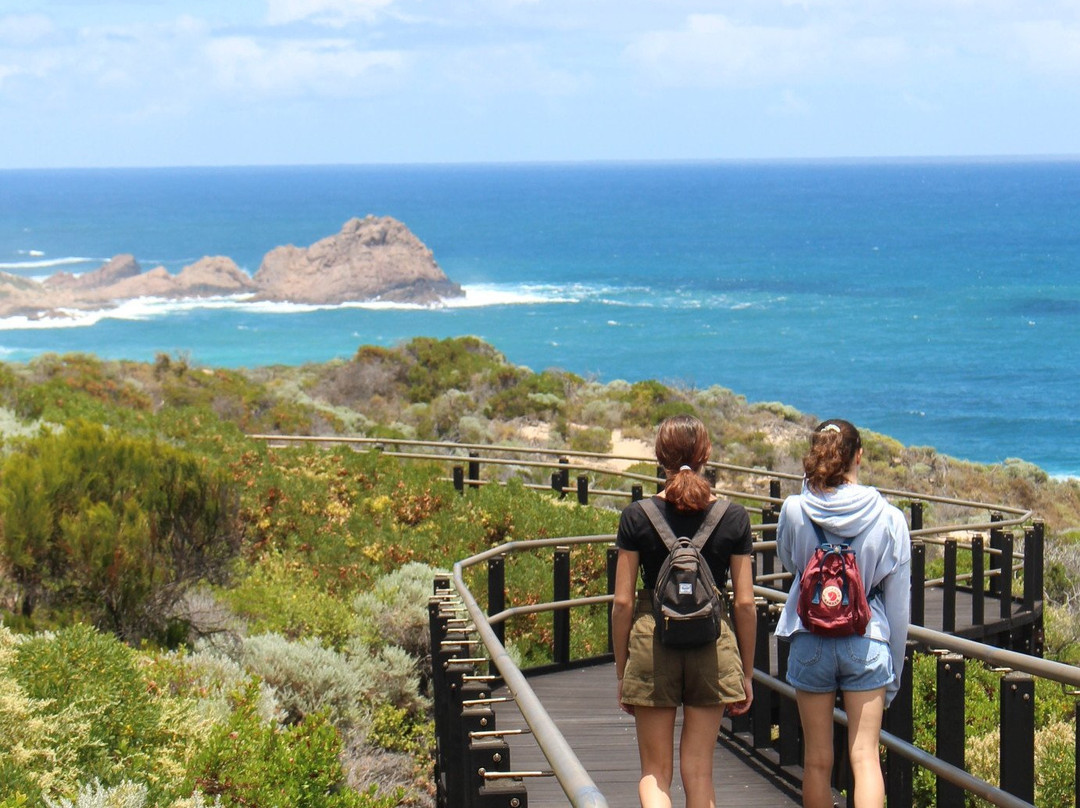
[1,160,1078,475]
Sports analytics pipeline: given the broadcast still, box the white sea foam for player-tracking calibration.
[0,256,99,270]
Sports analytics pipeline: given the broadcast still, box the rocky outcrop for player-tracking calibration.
[0,217,463,319]
[253,216,462,305]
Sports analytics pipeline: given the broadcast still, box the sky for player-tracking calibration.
[1,1,1079,169]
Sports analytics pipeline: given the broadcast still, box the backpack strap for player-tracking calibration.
[640,498,730,551]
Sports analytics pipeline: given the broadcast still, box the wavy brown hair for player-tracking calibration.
[803,418,862,493]
[655,415,713,512]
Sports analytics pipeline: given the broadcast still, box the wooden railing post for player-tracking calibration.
[1000,672,1035,804]
[972,534,985,626]
[656,465,665,494]
[454,465,465,495]
[558,457,569,499]
[777,639,800,767]
[989,512,1004,596]
[488,556,505,648]
[576,474,589,506]
[936,654,966,808]
[910,501,923,531]
[751,602,772,750]
[884,641,916,807]
[1000,531,1014,624]
[631,484,643,502]
[553,546,571,666]
[943,539,957,633]
[468,451,480,488]
[911,542,926,627]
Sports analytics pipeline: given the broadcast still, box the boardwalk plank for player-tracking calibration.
[493,665,802,807]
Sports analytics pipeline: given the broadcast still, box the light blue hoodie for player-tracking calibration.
[775,481,912,706]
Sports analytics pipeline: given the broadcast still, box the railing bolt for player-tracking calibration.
[493,753,502,763]
[511,800,521,808]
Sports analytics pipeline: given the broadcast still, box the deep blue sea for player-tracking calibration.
[1,160,1078,476]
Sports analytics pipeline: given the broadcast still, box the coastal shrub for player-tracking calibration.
[0,420,242,640]
[402,336,505,403]
[219,555,355,649]
[484,371,568,420]
[186,681,399,808]
[568,425,612,455]
[6,624,169,800]
[350,561,439,659]
[43,780,148,808]
[224,633,370,729]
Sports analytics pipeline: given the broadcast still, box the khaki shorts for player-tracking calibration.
[621,590,746,708]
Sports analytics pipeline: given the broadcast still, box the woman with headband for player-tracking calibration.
[612,414,756,808]
[775,419,911,808]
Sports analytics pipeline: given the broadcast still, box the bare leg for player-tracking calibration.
[634,705,677,808]
[679,704,724,808]
[796,690,837,808]
[843,688,886,808]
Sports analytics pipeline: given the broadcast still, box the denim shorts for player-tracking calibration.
[785,632,894,694]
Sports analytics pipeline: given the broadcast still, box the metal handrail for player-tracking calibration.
[452,534,614,808]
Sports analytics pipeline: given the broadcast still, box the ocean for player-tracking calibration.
[1,160,1078,476]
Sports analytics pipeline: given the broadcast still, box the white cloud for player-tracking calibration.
[625,14,830,87]
[0,13,54,45]
[266,0,396,27]
[1009,20,1080,77]
[205,36,408,96]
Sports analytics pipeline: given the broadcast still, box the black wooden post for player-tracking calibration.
[943,539,957,633]
[551,471,563,497]
[1000,672,1035,804]
[631,483,643,502]
[971,534,985,627]
[936,654,966,808]
[1032,520,1045,656]
[910,501,923,532]
[777,640,800,767]
[607,546,618,652]
[558,457,570,500]
[770,479,782,500]
[488,556,505,648]
[910,542,926,627]
[553,546,571,666]
[1000,531,1014,622]
[752,602,772,750]
[468,451,480,489]
[1023,525,1038,613]
[453,465,464,495]
[576,474,589,506]
[884,641,916,807]
[656,464,665,494]
[704,466,717,488]
[760,504,778,592]
[989,512,1004,596]
[1075,701,1080,808]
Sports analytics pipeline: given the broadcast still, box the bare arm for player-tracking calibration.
[612,548,639,713]
[727,552,757,715]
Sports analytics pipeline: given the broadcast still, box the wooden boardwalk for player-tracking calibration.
[488,586,1038,806]
[494,664,803,807]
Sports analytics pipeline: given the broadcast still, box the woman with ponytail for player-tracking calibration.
[776,419,911,808]
[612,415,756,808]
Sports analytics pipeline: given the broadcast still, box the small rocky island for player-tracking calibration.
[0,216,464,319]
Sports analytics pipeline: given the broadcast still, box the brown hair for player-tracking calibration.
[655,415,713,512]
[803,418,862,493]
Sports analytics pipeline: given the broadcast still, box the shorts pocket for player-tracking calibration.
[791,633,824,666]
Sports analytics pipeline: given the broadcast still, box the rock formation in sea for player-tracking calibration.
[0,216,463,319]
[253,215,463,305]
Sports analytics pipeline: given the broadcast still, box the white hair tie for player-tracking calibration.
[820,424,841,433]
[679,465,693,472]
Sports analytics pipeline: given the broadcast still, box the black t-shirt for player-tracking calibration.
[616,495,753,590]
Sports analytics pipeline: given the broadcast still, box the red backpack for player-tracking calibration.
[796,521,873,637]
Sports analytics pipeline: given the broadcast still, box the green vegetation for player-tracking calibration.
[0,336,1078,806]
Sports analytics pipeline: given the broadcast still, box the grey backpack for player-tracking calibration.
[640,498,730,648]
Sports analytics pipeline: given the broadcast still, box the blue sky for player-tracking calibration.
[2,1,1079,168]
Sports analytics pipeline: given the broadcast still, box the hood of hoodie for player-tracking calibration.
[799,481,886,539]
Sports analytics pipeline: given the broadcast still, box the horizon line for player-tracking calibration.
[4,153,1080,172]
